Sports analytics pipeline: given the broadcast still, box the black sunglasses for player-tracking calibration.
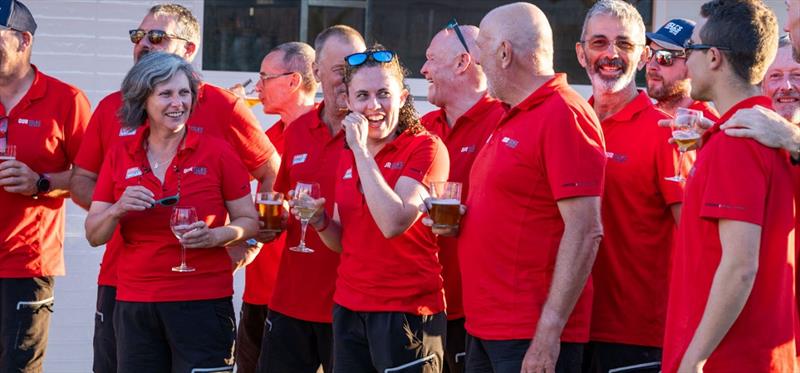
[649,49,686,66]
[446,18,470,53]
[345,50,395,66]
[129,29,190,45]
[683,40,732,56]
[148,166,181,208]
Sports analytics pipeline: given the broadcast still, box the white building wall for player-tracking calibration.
[15,0,790,371]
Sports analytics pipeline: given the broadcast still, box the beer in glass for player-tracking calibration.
[429,181,462,229]
[256,192,284,232]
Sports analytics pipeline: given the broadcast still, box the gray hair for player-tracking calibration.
[148,3,200,44]
[313,25,364,62]
[271,42,318,94]
[581,0,646,44]
[118,52,199,128]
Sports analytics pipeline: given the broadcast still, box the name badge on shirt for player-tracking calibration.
[125,167,142,179]
[119,127,137,137]
[461,145,476,153]
[343,168,353,180]
[292,153,308,165]
[501,136,519,149]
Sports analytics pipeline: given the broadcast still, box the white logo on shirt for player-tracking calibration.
[501,136,519,149]
[461,145,476,153]
[119,127,137,137]
[292,153,308,165]
[343,168,353,179]
[125,167,142,179]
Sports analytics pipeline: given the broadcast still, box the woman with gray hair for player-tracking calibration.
[85,51,258,372]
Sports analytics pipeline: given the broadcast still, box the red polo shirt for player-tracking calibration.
[420,94,504,320]
[458,73,606,341]
[93,125,252,302]
[242,119,289,306]
[334,130,449,315]
[589,91,685,347]
[662,97,796,373]
[0,66,90,277]
[75,83,276,287]
[269,103,345,323]
[687,100,720,122]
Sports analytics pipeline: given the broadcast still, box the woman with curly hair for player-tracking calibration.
[297,48,450,372]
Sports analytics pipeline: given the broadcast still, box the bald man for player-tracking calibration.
[420,24,505,373]
[454,3,606,372]
[576,1,685,372]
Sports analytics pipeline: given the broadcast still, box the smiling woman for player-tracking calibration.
[83,52,259,372]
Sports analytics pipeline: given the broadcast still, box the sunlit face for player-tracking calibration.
[315,36,365,111]
[146,72,192,132]
[256,50,294,114]
[421,31,460,108]
[133,14,192,63]
[763,46,800,124]
[786,0,800,62]
[347,65,409,143]
[685,19,712,102]
[0,29,25,79]
[646,43,691,101]
[577,13,647,94]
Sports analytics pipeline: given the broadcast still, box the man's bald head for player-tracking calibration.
[480,2,554,72]
[432,24,480,57]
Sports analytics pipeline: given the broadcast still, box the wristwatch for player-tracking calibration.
[35,174,51,195]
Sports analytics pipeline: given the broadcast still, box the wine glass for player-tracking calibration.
[170,206,198,272]
[665,108,703,183]
[290,182,321,253]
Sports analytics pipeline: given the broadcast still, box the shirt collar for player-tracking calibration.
[457,93,501,127]
[0,65,46,116]
[702,96,773,144]
[589,90,653,124]
[125,122,198,160]
[512,73,569,113]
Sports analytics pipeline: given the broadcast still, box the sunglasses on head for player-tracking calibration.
[649,49,686,66]
[345,50,396,66]
[446,18,470,53]
[129,29,190,45]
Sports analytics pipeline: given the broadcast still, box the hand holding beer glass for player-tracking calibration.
[255,192,286,242]
[665,108,703,183]
[289,182,321,253]
[0,144,15,161]
[425,181,465,236]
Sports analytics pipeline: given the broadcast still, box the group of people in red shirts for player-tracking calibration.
[4,0,800,372]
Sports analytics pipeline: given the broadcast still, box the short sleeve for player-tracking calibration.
[655,125,688,205]
[92,148,117,203]
[543,101,606,200]
[218,142,253,201]
[699,136,769,225]
[401,135,449,187]
[64,89,91,164]
[74,99,111,173]
[226,98,277,173]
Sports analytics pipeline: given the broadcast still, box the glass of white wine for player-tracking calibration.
[290,182,321,253]
[665,108,703,183]
[170,206,198,272]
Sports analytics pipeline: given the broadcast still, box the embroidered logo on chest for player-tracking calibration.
[343,168,353,179]
[460,145,477,153]
[17,118,41,127]
[605,151,628,163]
[501,136,519,149]
[383,161,404,170]
[188,125,203,133]
[183,166,208,175]
[292,153,308,165]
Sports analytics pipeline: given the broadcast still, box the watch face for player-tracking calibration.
[37,176,51,193]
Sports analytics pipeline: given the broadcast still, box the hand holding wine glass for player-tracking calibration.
[170,206,197,272]
[665,108,703,183]
[289,182,321,253]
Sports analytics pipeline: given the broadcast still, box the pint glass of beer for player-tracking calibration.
[429,181,462,229]
[256,192,284,232]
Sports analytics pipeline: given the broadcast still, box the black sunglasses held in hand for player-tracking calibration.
[446,18,470,53]
[345,50,395,66]
[129,29,190,45]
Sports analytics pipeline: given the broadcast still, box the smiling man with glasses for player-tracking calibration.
[645,18,719,119]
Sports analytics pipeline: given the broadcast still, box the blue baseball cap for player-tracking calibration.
[0,0,36,35]
[646,18,695,51]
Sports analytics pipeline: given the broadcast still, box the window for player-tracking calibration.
[203,0,653,85]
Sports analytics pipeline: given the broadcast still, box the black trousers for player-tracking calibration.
[0,277,54,373]
[583,342,661,373]
[93,285,117,373]
[256,309,333,373]
[236,302,269,373]
[465,334,583,373]
[332,304,446,373]
[444,318,466,373]
[114,297,236,373]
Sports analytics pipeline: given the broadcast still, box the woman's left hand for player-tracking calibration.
[342,111,369,152]
[180,221,219,249]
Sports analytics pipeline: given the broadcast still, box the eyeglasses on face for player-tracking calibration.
[581,37,644,52]
[129,29,190,45]
[649,49,686,66]
[682,40,732,56]
[258,71,294,82]
[345,50,396,66]
[446,18,470,53]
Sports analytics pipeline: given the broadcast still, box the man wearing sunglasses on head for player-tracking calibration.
[69,4,279,373]
[0,0,91,371]
[419,19,504,373]
[575,1,688,372]
[646,18,719,120]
